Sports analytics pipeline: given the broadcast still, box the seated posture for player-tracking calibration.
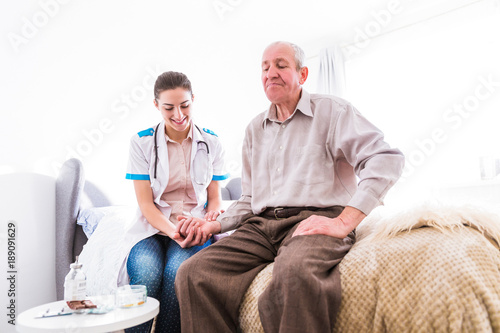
[174,41,405,333]
[125,71,228,332]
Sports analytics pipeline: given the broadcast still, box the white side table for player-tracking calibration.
[16,297,159,333]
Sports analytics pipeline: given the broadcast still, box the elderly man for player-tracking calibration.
[175,41,405,333]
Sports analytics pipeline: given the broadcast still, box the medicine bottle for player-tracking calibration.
[64,257,87,301]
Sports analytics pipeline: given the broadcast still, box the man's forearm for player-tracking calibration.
[216,195,253,233]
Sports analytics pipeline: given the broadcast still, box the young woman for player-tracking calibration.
[125,71,228,332]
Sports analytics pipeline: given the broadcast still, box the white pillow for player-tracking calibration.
[77,206,135,238]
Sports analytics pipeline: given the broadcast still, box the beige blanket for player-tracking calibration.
[239,204,500,332]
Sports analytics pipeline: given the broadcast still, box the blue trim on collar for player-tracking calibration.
[126,173,150,180]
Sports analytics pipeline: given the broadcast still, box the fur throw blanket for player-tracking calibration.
[357,202,500,248]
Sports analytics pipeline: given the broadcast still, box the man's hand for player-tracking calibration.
[292,206,366,239]
[171,224,208,249]
[175,215,222,247]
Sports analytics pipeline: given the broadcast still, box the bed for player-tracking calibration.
[56,158,500,332]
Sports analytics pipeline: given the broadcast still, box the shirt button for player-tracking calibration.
[273,191,277,195]
[277,168,280,172]
[282,125,286,129]
[279,146,283,150]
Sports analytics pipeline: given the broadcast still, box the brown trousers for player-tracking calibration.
[175,207,355,333]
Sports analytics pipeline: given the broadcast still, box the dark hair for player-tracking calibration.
[154,71,193,99]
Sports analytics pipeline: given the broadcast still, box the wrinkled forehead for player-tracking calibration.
[262,43,295,65]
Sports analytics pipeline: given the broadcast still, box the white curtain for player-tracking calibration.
[316,45,346,97]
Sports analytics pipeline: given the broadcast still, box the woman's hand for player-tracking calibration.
[204,209,225,222]
[176,215,221,247]
[171,223,209,249]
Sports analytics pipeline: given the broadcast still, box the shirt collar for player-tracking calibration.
[164,121,194,143]
[192,123,205,143]
[262,89,313,127]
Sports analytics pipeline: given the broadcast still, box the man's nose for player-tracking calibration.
[267,65,278,78]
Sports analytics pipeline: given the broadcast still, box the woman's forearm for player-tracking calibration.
[138,201,177,237]
[205,180,222,213]
[205,197,222,213]
[133,179,177,238]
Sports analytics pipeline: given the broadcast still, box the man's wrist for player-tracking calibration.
[339,206,366,230]
[211,220,222,234]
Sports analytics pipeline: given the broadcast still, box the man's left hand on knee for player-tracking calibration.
[292,206,366,239]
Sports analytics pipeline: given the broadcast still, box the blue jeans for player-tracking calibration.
[125,234,211,333]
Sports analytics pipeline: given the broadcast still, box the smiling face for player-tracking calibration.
[154,87,193,140]
[261,42,308,107]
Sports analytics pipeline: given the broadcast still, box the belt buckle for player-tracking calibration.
[274,207,284,219]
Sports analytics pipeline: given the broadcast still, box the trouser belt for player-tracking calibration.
[260,206,332,219]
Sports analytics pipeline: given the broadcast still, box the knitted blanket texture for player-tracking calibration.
[239,204,500,332]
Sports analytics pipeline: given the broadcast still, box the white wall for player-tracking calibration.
[0,173,56,333]
[2,0,380,204]
[342,0,500,207]
[1,0,499,207]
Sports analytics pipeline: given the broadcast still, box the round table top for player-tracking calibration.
[16,297,159,333]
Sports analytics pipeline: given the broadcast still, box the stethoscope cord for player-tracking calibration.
[154,123,160,180]
[153,122,209,181]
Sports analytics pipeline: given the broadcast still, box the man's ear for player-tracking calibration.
[299,66,309,85]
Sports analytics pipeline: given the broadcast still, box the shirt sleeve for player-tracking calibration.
[217,125,253,232]
[211,138,230,181]
[332,103,405,215]
[125,135,151,181]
